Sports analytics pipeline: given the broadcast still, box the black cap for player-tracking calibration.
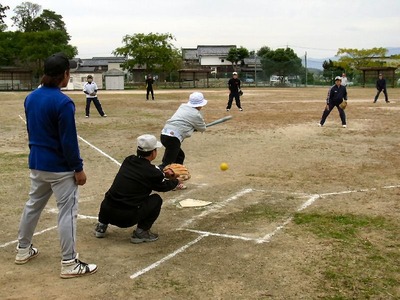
[44,52,70,76]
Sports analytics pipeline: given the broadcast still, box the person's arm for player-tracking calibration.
[83,83,90,95]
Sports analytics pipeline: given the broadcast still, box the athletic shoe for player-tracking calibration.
[85,115,89,118]
[226,109,230,112]
[239,108,243,111]
[130,230,159,244]
[60,254,97,279]
[95,222,108,238]
[173,183,187,191]
[386,101,390,103]
[15,244,39,265]
[342,125,347,128]
[318,123,322,127]
[102,114,107,117]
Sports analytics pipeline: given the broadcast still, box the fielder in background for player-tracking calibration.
[374,73,390,103]
[341,73,348,87]
[159,92,207,190]
[146,74,155,100]
[94,134,180,243]
[16,52,97,278]
[226,71,243,111]
[319,76,348,128]
[83,74,107,117]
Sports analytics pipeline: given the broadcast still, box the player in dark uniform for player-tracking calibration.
[374,73,389,103]
[226,72,243,111]
[319,76,348,128]
[94,134,179,243]
[145,74,155,100]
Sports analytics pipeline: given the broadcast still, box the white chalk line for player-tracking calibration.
[0,226,58,248]
[129,234,207,279]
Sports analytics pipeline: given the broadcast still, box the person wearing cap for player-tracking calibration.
[16,52,97,278]
[145,74,155,100]
[226,72,243,111]
[94,134,180,243]
[159,92,207,190]
[83,75,107,117]
[318,76,348,128]
[374,73,389,103]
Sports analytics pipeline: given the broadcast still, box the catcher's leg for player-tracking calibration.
[136,194,163,231]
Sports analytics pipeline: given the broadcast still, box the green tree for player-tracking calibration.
[0,4,10,31]
[30,9,67,34]
[260,47,302,83]
[226,46,249,70]
[11,1,41,32]
[335,47,388,71]
[113,32,182,74]
[257,46,272,58]
[322,59,344,84]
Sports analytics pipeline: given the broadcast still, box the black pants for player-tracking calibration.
[86,97,105,116]
[320,102,346,126]
[159,135,184,170]
[374,89,389,102]
[98,194,163,230]
[146,87,154,100]
[226,92,242,109]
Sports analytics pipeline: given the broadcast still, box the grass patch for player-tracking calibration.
[294,212,400,299]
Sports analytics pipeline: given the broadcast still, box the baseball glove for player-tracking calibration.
[339,100,347,110]
[239,89,243,96]
[163,163,191,181]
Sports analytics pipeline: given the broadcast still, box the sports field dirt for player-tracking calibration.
[1,87,399,299]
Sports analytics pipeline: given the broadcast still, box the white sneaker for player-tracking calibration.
[342,125,347,128]
[60,254,97,279]
[15,244,39,264]
[318,123,322,127]
[226,109,230,112]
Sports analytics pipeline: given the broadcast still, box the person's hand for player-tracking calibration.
[90,92,96,96]
[74,170,87,186]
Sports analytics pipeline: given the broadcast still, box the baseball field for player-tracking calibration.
[1,87,399,299]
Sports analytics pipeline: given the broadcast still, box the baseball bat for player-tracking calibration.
[206,116,233,127]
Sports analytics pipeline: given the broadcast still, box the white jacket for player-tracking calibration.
[161,104,206,142]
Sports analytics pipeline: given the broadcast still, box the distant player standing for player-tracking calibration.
[146,74,155,100]
[226,72,243,111]
[83,75,107,117]
[373,73,390,103]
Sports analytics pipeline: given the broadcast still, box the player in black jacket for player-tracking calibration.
[146,74,155,100]
[319,76,348,128]
[94,134,179,243]
[226,72,243,111]
[374,73,389,103]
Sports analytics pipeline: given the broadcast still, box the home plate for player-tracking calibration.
[179,198,212,208]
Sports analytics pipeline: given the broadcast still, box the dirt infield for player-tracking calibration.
[1,87,399,299]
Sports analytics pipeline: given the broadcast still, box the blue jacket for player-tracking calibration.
[24,86,83,172]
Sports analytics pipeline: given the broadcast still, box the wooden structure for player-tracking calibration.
[178,69,212,88]
[0,67,33,90]
[358,66,397,88]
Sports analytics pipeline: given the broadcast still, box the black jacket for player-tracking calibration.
[376,78,386,90]
[104,155,178,208]
[228,78,241,93]
[326,84,347,105]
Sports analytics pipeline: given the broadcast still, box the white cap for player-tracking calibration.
[335,76,342,81]
[137,134,162,152]
[232,72,238,75]
[187,92,208,107]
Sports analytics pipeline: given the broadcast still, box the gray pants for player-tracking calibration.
[18,170,79,261]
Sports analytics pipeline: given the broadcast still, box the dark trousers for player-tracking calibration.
[86,97,105,116]
[374,89,388,102]
[226,92,242,109]
[320,103,346,126]
[98,194,163,230]
[159,135,185,170]
[146,88,154,100]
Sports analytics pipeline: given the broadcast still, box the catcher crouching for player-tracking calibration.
[94,134,186,243]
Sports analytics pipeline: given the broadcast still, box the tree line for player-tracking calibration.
[1,2,398,84]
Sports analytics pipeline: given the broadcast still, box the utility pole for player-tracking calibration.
[305,51,307,87]
[254,52,257,87]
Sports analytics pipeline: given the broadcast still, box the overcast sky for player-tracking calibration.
[3,0,400,60]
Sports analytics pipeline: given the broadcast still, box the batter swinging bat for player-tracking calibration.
[206,116,233,127]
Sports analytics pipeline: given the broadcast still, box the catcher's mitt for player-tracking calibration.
[163,163,191,181]
[339,100,347,110]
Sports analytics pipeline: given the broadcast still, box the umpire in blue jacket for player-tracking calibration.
[319,76,348,128]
